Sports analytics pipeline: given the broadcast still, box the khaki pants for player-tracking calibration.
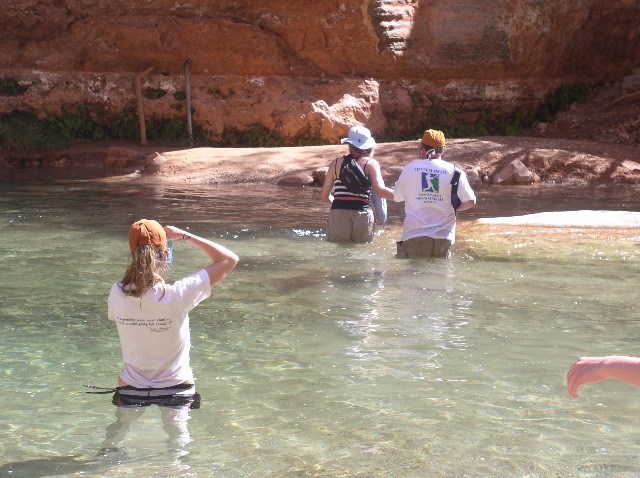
[396,236,452,258]
[327,208,374,243]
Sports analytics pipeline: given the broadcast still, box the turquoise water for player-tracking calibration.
[1,174,640,477]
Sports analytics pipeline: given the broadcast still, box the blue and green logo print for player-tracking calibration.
[421,172,439,193]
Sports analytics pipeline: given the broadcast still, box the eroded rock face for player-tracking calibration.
[1,0,639,143]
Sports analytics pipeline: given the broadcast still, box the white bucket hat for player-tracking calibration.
[340,125,376,150]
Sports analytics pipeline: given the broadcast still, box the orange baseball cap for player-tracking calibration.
[422,129,446,148]
[128,219,167,254]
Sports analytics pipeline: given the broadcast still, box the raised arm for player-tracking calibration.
[366,159,394,200]
[164,226,239,287]
[567,356,640,398]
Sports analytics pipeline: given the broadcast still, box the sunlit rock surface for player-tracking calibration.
[477,211,640,228]
[1,0,639,141]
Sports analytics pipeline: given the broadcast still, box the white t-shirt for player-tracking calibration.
[393,158,476,243]
[108,269,212,388]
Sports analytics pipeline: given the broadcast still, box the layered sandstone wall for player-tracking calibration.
[1,0,639,143]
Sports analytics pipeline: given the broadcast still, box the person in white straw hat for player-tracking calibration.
[341,125,377,150]
[320,125,394,243]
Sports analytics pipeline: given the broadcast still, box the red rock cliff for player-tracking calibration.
[1,0,639,143]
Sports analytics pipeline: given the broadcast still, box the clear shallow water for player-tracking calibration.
[1,174,640,477]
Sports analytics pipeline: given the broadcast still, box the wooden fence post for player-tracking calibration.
[185,60,193,148]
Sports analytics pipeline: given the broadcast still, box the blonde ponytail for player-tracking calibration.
[120,245,167,298]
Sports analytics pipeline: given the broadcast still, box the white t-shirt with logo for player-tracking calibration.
[108,269,212,388]
[393,158,476,243]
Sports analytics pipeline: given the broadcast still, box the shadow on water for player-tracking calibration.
[0,451,175,477]
[0,455,100,477]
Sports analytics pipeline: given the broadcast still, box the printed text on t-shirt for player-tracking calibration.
[114,315,173,333]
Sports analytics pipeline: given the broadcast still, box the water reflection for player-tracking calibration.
[101,403,193,462]
[324,255,473,389]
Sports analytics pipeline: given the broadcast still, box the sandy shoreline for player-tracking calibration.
[4,136,640,229]
[6,135,638,187]
[109,136,640,187]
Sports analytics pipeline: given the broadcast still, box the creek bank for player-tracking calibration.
[3,136,638,187]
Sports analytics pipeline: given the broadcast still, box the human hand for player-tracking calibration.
[567,357,608,399]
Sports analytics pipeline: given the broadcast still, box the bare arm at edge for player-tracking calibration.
[165,226,239,287]
[456,199,476,212]
[320,158,339,205]
[567,356,640,399]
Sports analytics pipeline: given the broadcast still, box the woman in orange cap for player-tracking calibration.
[107,219,238,407]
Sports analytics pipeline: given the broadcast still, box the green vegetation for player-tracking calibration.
[0,105,291,153]
[0,111,68,153]
[208,87,235,98]
[0,78,30,96]
[426,97,529,138]
[55,104,110,140]
[295,132,327,147]
[0,107,129,153]
[384,95,528,142]
[110,109,139,140]
[143,88,167,99]
[384,83,591,142]
[242,123,284,147]
[214,123,328,148]
[534,83,590,123]
[0,105,213,153]
[173,90,186,101]
[0,82,594,153]
[147,118,189,144]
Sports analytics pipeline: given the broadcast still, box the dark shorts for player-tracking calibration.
[112,384,201,409]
